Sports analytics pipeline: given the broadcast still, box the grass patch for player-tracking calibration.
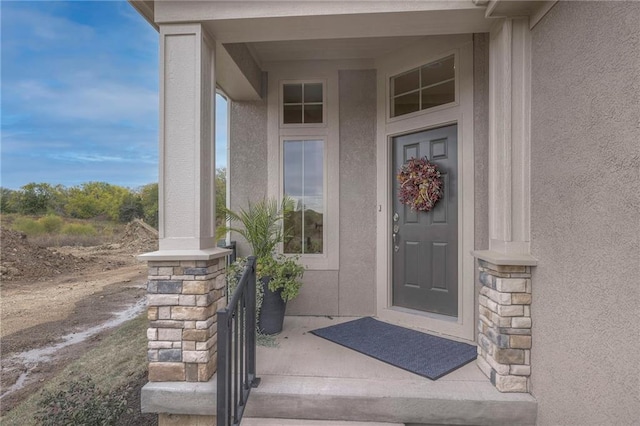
[4,214,124,247]
[30,234,103,247]
[35,375,129,426]
[38,215,64,234]
[2,314,148,426]
[61,222,97,236]
[11,217,46,236]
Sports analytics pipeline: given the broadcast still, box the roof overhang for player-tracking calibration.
[128,1,557,100]
[129,0,156,30]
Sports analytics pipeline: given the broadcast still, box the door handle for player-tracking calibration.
[393,213,399,252]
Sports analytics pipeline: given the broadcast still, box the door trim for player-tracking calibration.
[374,35,475,341]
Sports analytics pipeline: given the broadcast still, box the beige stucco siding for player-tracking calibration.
[284,69,379,316]
[530,1,640,424]
[229,98,268,256]
[335,70,378,316]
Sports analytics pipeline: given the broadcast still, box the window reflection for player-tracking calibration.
[282,82,324,125]
[390,54,455,117]
[283,140,324,254]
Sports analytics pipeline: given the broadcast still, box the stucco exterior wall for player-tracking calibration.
[229,98,268,256]
[336,69,377,316]
[230,70,378,316]
[530,2,640,424]
[288,69,378,316]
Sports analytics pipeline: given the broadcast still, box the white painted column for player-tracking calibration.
[158,24,217,251]
[487,17,532,257]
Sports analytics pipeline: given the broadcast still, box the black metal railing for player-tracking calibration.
[217,256,260,426]
[217,240,237,266]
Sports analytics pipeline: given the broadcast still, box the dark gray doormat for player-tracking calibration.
[311,317,477,380]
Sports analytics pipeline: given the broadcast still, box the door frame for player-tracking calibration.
[374,34,475,341]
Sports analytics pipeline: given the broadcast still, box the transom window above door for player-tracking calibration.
[390,54,455,118]
[282,81,325,125]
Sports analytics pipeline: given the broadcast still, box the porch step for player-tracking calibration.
[243,374,537,426]
[242,419,402,426]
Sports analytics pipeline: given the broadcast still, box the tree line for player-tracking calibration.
[0,168,227,229]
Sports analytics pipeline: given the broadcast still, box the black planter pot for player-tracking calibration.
[258,277,287,335]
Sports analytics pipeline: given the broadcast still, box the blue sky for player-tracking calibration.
[1,1,228,190]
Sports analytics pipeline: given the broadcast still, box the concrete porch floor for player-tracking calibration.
[244,316,537,425]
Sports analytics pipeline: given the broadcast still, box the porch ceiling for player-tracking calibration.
[205,6,492,71]
[130,1,495,100]
[202,9,492,45]
[244,36,427,63]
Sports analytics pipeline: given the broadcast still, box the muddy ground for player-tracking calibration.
[0,221,158,420]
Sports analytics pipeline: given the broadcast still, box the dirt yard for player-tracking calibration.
[0,221,158,418]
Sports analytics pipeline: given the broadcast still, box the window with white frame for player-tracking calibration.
[282,138,325,255]
[390,54,456,118]
[281,81,325,125]
[269,72,338,270]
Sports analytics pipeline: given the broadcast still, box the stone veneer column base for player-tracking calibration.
[140,249,230,383]
[473,254,535,393]
[139,249,229,426]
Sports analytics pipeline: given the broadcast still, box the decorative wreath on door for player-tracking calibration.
[397,156,443,212]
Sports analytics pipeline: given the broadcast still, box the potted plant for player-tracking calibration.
[221,197,304,334]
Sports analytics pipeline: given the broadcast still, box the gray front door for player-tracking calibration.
[392,124,458,317]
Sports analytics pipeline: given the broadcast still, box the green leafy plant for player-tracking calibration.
[222,197,304,302]
[220,197,294,259]
[35,375,130,426]
[257,255,304,302]
[223,197,305,338]
[227,257,279,345]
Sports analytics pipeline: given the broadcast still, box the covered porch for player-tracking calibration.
[143,316,536,425]
[131,0,552,424]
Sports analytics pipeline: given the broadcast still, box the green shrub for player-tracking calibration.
[38,215,64,233]
[35,375,130,426]
[12,217,46,236]
[61,223,97,236]
[1,187,19,213]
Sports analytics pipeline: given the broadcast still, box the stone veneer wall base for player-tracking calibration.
[476,259,532,393]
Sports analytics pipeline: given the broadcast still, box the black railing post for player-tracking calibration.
[246,256,258,387]
[217,256,259,426]
[217,308,229,426]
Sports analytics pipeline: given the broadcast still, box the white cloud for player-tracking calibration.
[2,5,95,49]
[50,152,156,164]
[10,79,157,123]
